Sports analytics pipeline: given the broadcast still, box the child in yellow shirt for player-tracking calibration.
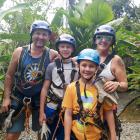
[62,48,116,140]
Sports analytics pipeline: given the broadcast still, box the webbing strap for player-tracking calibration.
[16,47,28,77]
[75,81,83,115]
[70,61,77,83]
[55,59,77,87]
[96,53,114,78]
[55,59,65,84]
[38,48,47,71]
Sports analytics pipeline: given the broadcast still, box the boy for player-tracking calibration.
[39,34,79,140]
[62,48,116,140]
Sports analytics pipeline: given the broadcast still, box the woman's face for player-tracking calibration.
[95,34,113,53]
[79,60,98,80]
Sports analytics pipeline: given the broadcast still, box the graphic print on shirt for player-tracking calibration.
[76,90,97,132]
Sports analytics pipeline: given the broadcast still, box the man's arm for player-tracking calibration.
[2,47,22,112]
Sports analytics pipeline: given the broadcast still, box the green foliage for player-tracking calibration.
[65,0,114,54]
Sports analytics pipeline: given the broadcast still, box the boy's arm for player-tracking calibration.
[64,108,72,140]
[39,80,51,125]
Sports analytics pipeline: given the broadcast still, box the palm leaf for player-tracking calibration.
[0,3,30,20]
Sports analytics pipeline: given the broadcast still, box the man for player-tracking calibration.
[39,34,79,140]
[2,20,58,140]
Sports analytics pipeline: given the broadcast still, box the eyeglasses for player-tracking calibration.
[96,35,113,42]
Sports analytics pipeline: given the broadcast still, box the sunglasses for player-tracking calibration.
[96,35,113,42]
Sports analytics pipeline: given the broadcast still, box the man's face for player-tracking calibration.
[58,43,74,59]
[95,34,113,52]
[32,29,50,48]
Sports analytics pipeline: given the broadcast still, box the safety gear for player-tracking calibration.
[77,48,100,65]
[41,121,51,140]
[73,81,109,140]
[15,46,50,97]
[93,25,116,45]
[45,59,78,119]
[30,20,51,36]
[55,34,76,50]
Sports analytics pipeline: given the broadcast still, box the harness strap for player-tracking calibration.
[96,53,114,78]
[75,81,83,116]
[38,48,48,71]
[70,61,77,83]
[55,58,65,85]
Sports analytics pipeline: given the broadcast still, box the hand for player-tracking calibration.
[103,81,119,94]
[1,98,11,112]
[39,112,46,126]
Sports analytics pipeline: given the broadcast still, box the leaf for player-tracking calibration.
[0,0,5,8]
[0,3,30,20]
[0,81,4,91]
[51,8,64,27]
[0,33,29,42]
[0,55,11,62]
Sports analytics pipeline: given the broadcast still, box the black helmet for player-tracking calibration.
[55,34,76,50]
[93,25,116,45]
[30,20,51,36]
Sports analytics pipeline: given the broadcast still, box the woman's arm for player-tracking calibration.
[104,55,128,93]
[64,108,73,140]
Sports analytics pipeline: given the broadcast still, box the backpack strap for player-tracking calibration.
[96,53,114,78]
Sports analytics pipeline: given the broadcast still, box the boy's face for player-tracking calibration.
[79,60,98,80]
[95,34,113,52]
[58,43,74,59]
[32,29,50,48]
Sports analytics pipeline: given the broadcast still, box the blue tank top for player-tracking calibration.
[15,47,50,97]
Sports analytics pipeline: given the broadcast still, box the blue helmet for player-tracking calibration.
[55,34,76,50]
[77,48,100,65]
[93,25,116,45]
[30,20,51,36]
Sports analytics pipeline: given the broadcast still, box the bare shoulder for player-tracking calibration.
[49,49,58,61]
[12,47,23,63]
[112,55,125,66]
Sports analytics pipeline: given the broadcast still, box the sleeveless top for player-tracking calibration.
[99,60,115,80]
[15,46,50,97]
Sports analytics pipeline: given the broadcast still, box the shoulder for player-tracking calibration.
[112,55,124,66]
[12,47,24,63]
[47,62,56,70]
[67,81,77,90]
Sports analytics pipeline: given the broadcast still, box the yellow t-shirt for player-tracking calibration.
[62,80,112,140]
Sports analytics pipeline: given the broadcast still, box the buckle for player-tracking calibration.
[100,63,106,70]
[57,68,63,73]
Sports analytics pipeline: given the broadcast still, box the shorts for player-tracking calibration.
[7,109,41,133]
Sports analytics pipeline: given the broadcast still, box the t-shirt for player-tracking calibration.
[45,60,79,110]
[62,79,112,140]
